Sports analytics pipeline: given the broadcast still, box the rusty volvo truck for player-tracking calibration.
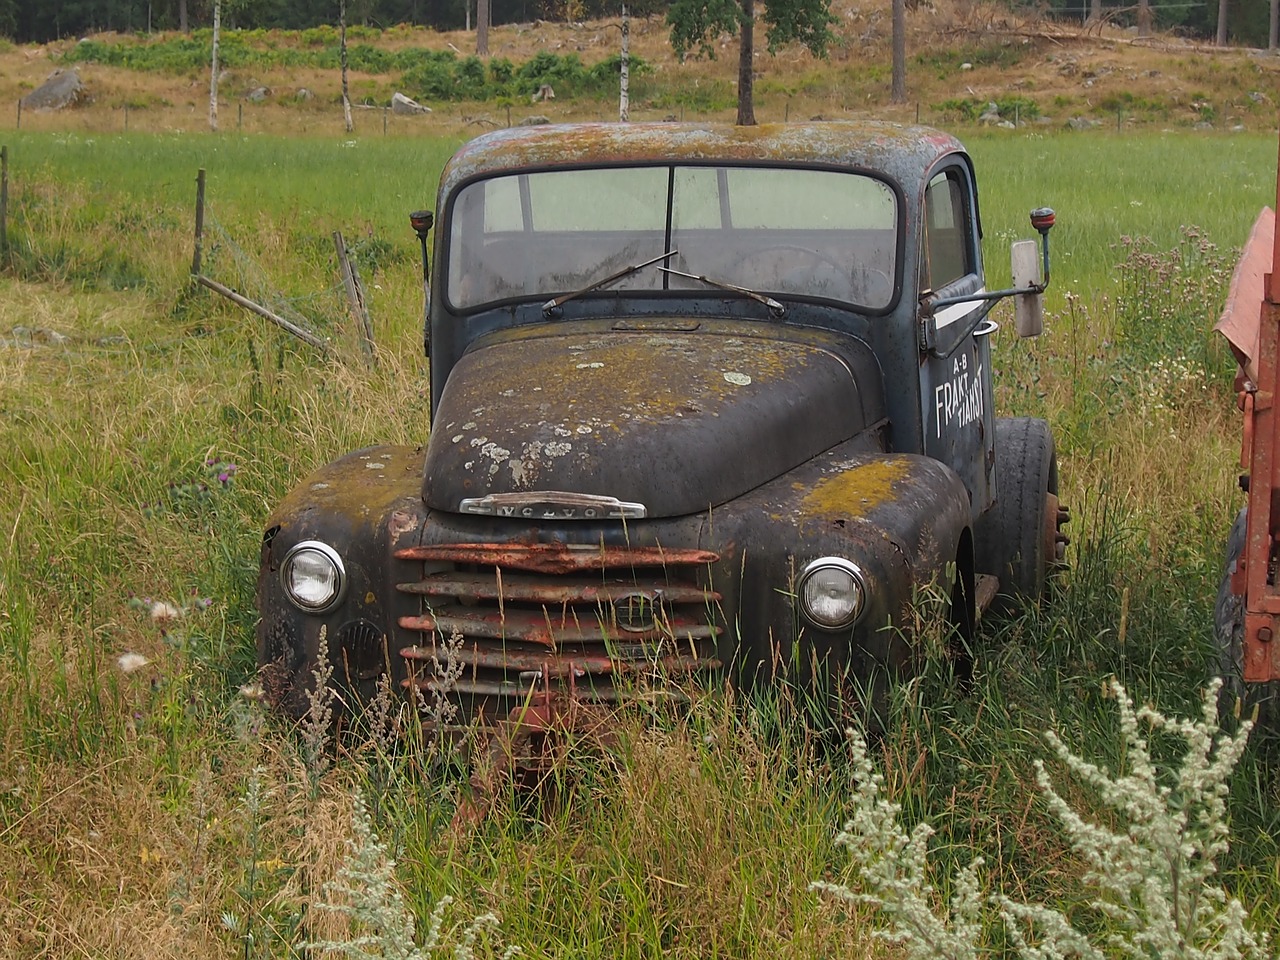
[256,121,1066,744]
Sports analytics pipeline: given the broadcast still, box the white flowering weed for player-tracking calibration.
[815,678,1269,960]
[308,794,520,960]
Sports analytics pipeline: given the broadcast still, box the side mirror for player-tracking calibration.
[1011,207,1055,338]
[1011,240,1043,337]
[410,210,434,356]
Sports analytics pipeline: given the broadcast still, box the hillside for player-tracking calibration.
[1,1,1278,136]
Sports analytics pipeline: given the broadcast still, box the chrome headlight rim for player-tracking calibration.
[280,540,348,614]
[798,556,867,631]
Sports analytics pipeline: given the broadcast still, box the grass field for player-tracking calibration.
[1,125,1278,957]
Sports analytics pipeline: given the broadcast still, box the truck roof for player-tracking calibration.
[437,120,968,200]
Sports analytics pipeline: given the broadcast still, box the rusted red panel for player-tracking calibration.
[1215,206,1274,385]
[398,607,721,646]
[395,541,718,575]
[397,571,719,604]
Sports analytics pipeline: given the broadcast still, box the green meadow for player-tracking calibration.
[0,127,1278,957]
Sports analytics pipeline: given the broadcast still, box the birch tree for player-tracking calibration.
[619,3,630,121]
[209,0,220,131]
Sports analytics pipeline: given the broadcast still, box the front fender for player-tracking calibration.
[707,437,972,704]
[256,445,427,717]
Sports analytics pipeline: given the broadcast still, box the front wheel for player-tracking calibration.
[1214,507,1280,729]
[974,417,1066,603]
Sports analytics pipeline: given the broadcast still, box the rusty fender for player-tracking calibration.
[257,445,428,718]
[704,436,973,697]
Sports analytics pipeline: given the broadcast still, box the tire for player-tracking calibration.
[975,417,1063,602]
[1214,507,1280,729]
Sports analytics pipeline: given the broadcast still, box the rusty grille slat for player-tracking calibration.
[401,642,721,677]
[398,608,720,646]
[394,542,718,575]
[397,571,719,605]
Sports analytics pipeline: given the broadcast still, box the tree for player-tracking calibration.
[667,0,836,126]
[1217,0,1230,42]
[209,0,220,131]
[890,0,905,103]
[477,0,489,54]
[340,0,353,133]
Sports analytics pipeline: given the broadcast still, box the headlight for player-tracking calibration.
[798,557,866,630]
[281,541,347,613]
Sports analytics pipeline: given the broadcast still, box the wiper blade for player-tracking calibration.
[658,266,787,319]
[542,249,678,315]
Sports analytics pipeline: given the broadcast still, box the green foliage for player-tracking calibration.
[61,31,647,105]
[399,48,650,102]
[667,0,836,60]
[934,96,1040,122]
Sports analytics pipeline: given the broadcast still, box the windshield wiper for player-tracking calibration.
[542,249,678,316]
[658,266,787,319]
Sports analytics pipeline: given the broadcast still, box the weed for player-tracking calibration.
[816,679,1268,959]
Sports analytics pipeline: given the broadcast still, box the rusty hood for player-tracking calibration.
[422,324,884,519]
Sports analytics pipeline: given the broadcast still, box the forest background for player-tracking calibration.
[6,0,1280,52]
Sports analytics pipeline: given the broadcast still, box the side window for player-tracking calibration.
[922,170,972,293]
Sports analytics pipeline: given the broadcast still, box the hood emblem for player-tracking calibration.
[459,491,647,520]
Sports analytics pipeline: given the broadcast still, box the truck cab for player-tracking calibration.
[256,121,1065,737]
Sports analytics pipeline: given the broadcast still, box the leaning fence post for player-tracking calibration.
[15,100,20,130]
[192,168,206,277]
[334,230,377,366]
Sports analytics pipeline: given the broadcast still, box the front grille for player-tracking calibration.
[393,542,723,716]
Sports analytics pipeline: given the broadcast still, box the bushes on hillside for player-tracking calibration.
[62,32,648,104]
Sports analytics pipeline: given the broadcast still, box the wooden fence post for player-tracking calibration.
[1,145,8,256]
[334,230,377,365]
[192,168,206,277]
[15,100,20,130]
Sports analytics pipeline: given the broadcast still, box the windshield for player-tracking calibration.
[446,164,898,312]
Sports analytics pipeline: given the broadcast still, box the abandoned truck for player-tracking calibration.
[257,121,1068,736]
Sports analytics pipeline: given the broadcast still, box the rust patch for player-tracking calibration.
[798,457,912,518]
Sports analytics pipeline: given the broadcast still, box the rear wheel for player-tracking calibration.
[975,417,1066,603]
[1214,507,1280,729]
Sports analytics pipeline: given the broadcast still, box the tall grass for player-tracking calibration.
[0,128,1278,955]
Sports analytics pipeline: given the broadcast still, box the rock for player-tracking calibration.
[1232,124,1247,132]
[997,119,1016,129]
[1193,120,1214,130]
[977,102,1001,125]
[532,83,556,102]
[1249,90,1268,104]
[960,62,973,71]
[295,88,314,102]
[1066,117,1099,131]
[245,86,270,102]
[391,91,432,116]
[20,68,86,112]
[518,115,551,126]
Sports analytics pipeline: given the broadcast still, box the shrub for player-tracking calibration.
[815,679,1269,960]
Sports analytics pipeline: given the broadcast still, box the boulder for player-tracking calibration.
[245,86,270,102]
[20,68,86,112]
[391,92,432,116]
[517,115,551,126]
